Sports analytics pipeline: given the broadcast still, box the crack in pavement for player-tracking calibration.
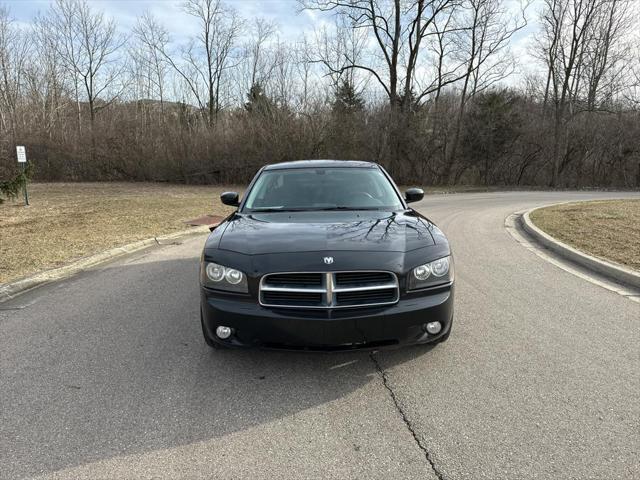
[369,353,445,480]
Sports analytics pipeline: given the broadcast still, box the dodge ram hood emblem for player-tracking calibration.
[323,257,334,265]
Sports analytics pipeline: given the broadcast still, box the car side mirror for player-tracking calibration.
[220,191,240,207]
[404,188,424,204]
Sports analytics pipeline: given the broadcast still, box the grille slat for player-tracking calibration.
[260,271,398,309]
[264,273,323,287]
[262,290,324,307]
[336,288,397,306]
[335,272,394,286]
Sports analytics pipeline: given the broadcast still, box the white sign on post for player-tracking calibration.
[16,146,27,163]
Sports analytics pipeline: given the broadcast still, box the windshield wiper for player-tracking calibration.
[248,207,307,212]
[249,206,385,212]
[311,206,383,211]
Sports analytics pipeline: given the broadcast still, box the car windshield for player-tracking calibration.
[243,167,404,212]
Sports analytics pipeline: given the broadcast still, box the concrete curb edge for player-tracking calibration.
[521,207,640,290]
[0,225,210,303]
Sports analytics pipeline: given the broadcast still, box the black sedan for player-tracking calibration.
[200,160,454,350]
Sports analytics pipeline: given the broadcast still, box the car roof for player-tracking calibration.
[263,160,379,170]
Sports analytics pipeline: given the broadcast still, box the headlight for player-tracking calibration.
[201,261,248,293]
[206,263,225,282]
[408,255,453,290]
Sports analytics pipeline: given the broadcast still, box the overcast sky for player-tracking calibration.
[4,0,543,87]
[6,0,322,38]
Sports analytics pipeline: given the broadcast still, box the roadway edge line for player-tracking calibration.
[504,211,640,303]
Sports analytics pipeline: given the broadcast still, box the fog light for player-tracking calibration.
[425,322,442,335]
[216,326,232,339]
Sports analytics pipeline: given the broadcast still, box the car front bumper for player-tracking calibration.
[200,285,454,350]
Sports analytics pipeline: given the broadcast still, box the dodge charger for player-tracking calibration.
[200,160,454,350]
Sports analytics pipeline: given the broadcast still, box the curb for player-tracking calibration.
[521,207,640,290]
[0,226,211,304]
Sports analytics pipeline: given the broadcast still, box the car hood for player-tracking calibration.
[213,210,436,254]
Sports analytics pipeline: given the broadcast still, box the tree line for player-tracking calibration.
[0,0,639,188]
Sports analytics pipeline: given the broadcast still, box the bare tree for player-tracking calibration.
[132,12,170,115]
[232,18,280,108]
[0,5,30,142]
[247,19,277,90]
[536,0,609,185]
[293,34,316,111]
[46,0,126,133]
[28,13,69,140]
[310,16,369,99]
[446,0,528,179]
[303,0,467,109]
[429,5,458,105]
[582,0,635,110]
[160,0,242,126]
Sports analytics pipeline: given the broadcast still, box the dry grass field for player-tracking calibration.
[530,199,640,270]
[0,183,238,284]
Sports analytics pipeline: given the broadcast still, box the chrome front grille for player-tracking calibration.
[259,271,399,309]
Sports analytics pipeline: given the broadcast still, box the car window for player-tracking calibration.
[243,167,403,211]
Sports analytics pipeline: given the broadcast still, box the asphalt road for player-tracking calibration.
[1,191,639,480]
